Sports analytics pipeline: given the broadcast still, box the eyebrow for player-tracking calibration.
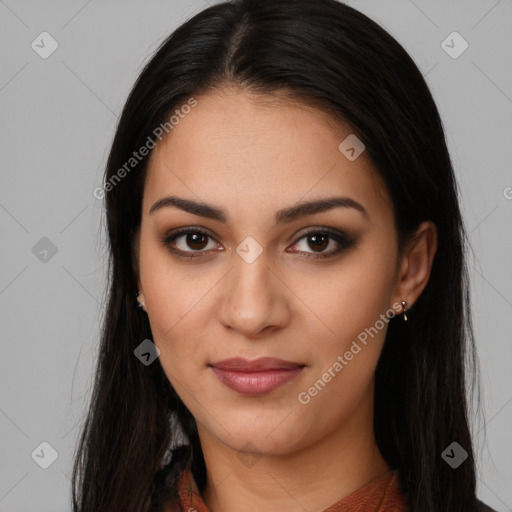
[149,195,369,224]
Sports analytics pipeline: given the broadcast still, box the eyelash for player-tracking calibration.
[159,226,355,260]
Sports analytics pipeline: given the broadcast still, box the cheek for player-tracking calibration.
[302,250,396,348]
[139,242,212,339]
[297,252,395,415]
[289,360,376,451]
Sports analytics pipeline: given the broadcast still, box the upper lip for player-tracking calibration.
[209,357,305,372]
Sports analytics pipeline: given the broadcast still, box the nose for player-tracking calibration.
[217,251,291,338]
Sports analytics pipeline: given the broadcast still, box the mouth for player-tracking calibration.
[208,357,306,395]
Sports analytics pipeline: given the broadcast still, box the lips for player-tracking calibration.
[210,357,304,371]
[209,357,305,395]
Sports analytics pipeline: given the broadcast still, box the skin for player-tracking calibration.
[135,87,437,512]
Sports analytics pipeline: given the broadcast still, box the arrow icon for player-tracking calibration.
[236,236,263,263]
[441,441,468,468]
[441,32,468,59]
[32,237,58,262]
[31,441,58,469]
[338,134,365,161]
[134,339,160,365]
[31,31,59,59]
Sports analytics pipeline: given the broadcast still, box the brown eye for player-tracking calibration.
[184,232,209,251]
[161,228,219,258]
[289,228,355,259]
[307,233,329,252]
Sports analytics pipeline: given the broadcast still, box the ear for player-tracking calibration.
[391,220,438,313]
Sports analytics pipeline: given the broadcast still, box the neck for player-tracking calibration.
[198,384,390,512]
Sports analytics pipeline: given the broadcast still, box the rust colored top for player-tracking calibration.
[148,446,408,512]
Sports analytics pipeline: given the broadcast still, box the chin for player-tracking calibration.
[213,422,309,457]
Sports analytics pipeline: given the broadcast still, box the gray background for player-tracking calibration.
[0,0,511,511]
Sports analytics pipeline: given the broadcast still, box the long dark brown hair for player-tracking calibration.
[71,1,484,510]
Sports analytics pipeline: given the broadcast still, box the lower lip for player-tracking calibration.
[210,366,304,395]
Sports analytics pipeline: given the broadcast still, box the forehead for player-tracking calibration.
[143,89,392,222]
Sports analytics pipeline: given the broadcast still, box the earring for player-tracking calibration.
[401,300,408,321]
[136,291,146,310]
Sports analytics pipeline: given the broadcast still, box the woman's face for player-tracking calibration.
[137,88,410,456]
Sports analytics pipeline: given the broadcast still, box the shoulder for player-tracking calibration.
[476,498,499,512]
[403,499,498,512]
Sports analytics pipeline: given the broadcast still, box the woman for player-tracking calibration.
[71,0,498,511]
